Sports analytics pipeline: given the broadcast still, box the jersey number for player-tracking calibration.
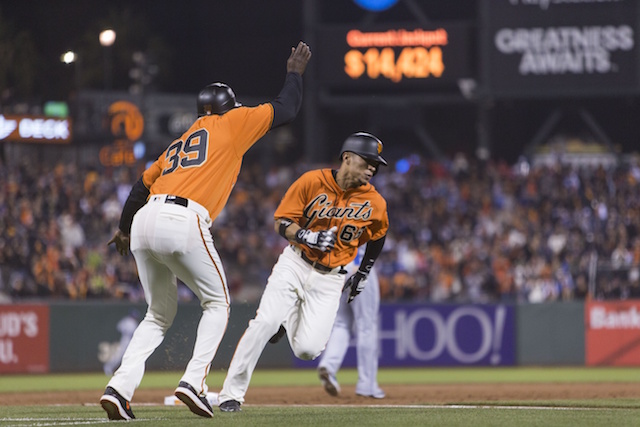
[340,225,365,242]
[162,129,208,175]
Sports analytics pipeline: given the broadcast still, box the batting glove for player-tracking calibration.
[295,226,337,252]
[343,270,368,303]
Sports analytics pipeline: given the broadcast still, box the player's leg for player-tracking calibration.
[106,202,182,400]
[218,249,302,406]
[107,249,178,400]
[167,213,230,396]
[352,269,384,398]
[288,268,343,360]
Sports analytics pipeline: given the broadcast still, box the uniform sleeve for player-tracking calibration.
[142,155,163,187]
[361,195,389,244]
[271,72,303,128]
[227,104,275,157]
[274,173,311,224]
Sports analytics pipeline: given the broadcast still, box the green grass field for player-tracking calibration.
[1,367,639,426]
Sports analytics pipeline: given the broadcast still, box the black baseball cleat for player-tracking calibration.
[100,386,135,420]
[174,381,214,418]
[269,325,286,344]
[219,399,242,412]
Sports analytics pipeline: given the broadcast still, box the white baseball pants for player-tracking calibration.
[219,245,344,404]
[108,195,230,400]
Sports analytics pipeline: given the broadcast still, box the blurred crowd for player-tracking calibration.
[2,153,640,304]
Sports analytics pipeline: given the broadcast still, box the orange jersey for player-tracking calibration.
[275,168,389,268]
[142,104,274,221]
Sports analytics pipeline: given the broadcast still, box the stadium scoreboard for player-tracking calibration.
[317,24,473,90]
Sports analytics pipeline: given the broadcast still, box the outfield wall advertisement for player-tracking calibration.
[11,300,640,372]
[0,304,49,373]
[586,300,640,366]
[377,304,515,367]
[295,304,516,368]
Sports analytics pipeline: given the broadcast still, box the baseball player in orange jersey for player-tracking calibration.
[218,132,389,412]
[99,41,311,421]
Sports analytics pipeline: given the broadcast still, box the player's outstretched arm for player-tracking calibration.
[271,42,312,128]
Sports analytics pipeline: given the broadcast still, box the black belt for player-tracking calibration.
[298,249,346,274]
[165,195,188,207]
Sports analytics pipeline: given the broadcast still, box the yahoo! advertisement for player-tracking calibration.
[296,304,515,368]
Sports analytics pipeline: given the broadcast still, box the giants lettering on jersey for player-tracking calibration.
[303,194,373,221]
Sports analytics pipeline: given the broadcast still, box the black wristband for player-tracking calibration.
[278,219,293,239]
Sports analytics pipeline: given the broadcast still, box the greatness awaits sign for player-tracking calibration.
[486,0,638,96]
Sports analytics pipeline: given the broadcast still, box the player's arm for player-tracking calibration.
[274,218,337,253]
[344,235,386,303]
[270,41,311,128]
[108,177,150,255]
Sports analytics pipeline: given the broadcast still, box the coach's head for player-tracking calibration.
[197,82,242,117]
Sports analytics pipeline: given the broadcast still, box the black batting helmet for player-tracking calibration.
[339,132,388,166]
[197,82,242,116]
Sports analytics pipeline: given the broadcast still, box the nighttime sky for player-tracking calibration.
[3,1,476,100]
[3,0,306,99]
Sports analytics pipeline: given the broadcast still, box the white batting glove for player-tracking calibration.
[295,226,337,252]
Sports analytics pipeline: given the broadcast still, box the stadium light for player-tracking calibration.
[60,51,77,64]
[99,29,116,47]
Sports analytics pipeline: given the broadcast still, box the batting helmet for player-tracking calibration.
[197,82,242,116]
[339,132,388,166]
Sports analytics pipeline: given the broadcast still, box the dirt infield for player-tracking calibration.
[4,382,640,406]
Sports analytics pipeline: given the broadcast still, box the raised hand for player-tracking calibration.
[287,41,312,75]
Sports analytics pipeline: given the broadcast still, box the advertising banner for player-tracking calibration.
[586,300,640,366]
[0,114,72,143]
[296,303,515,368]
[0,304,49,373]
[485,0,638,96]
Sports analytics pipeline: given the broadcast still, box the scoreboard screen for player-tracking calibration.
[316,24,473,89]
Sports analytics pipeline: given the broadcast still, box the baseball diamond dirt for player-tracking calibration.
[3,383,640,406]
